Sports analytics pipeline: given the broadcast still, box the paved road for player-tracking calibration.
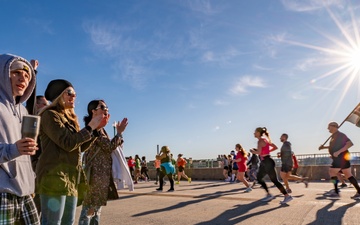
[74,180,360,225]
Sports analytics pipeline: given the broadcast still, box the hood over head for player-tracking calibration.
[0,54,36,104]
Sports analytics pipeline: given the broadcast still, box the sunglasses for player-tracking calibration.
[66,89,76,97]
[95,105,109,111]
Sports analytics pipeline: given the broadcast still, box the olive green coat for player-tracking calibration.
[35,109,96,196]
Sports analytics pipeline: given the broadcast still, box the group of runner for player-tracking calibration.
[221,122,360,204]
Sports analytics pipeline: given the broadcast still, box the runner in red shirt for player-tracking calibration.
[176,154,191,184]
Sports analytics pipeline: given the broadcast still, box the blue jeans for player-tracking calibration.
[78,205,102,225]
[40,194,77,225]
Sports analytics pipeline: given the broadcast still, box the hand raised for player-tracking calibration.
[116,118,128,134]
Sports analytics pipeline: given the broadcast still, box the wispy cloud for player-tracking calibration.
[201,47,254,65]
[84,22,121,53]
[230,76,267,94]
[252,64,273,71]
[21,18,54,35]
[310,80,335,91]
[186,0,219,15]
[214,99,229,106]
[281,0,344,12]
[296,58,319,71]
[112,58,149,89]
[262,32,289,58]
[83,19,180,89]
[290,91,307,100]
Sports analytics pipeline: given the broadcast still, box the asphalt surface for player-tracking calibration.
[74,180,360,225]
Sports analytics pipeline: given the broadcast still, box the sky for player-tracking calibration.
[1,0,360,161]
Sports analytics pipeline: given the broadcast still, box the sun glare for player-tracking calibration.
[282,2,360,110]
[348,47,360,71]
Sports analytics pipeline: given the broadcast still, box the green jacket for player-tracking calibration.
[35,109,96,196]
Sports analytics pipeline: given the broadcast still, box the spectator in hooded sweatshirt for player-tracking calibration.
[0,54,40,224]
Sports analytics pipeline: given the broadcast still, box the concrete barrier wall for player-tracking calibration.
[148,165,360,181]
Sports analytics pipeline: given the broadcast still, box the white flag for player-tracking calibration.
[346,103,360,127]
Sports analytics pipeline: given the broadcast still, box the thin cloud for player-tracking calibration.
[214,99,229,106]
[85,23,121,53]
[262,32,289,58]
[83,19,164,89]
[187,0,219,15]
[296,58,319,71]
[201,47,254,65]
[252,64,273,71]
[230,76,267,95]
[21,18,55,35]
[112,58,148,90]
[290,91,307,100]
[281,0,344,12]
[310,80,335,91]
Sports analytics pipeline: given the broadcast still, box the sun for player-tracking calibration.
[348,46,360,71]
[281,2,360,109]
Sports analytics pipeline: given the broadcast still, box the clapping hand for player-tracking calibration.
[115,118,128,135]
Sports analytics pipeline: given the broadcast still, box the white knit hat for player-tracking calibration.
[10,60,32,79]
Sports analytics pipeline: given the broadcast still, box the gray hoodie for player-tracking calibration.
[0,54,36,196]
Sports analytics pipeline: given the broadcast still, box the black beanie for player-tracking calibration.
[45,79,73,102]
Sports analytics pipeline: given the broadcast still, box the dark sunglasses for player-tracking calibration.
[95,105,109,111]
[66,89,76,97]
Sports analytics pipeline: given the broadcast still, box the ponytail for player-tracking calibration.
[255,127,272,143]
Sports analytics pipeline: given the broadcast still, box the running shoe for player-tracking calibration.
[261,194,274,202]
[303,179,309,188]
[251,181,256,188]
[280,195,293,204]
[286,189,292,194]
[244,187,252,193]
[340,183,348,188]
[188,178,192,183]
[175,181,179,184]
[167,188,174,192]
[327,192,340,198]
[350,193,360,200]
[328,189,340,193]
[156,188,163,191]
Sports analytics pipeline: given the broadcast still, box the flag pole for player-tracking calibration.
[320,102,360,147]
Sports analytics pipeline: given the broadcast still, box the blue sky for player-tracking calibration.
[2,0,360,160]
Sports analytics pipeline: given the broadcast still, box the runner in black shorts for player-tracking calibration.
[319,121,360,199]
[279,133,308,193]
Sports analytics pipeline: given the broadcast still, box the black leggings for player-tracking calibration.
[159,166,174,189]
[257,156,287,195]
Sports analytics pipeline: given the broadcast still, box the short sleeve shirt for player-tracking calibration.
[281,141,293,166]
[329,131,351,157]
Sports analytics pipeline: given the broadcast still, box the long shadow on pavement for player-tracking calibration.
[195,198,285,225]
[131,188,247,217]
[307,196,359,225]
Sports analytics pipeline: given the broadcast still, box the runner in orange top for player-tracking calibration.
[176,154,191,184]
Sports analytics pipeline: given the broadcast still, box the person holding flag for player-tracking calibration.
[318,121,360,199]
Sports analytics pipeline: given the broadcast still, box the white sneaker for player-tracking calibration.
[280,195,293,204]
[261,194,274,202]
[244,187,252,193]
